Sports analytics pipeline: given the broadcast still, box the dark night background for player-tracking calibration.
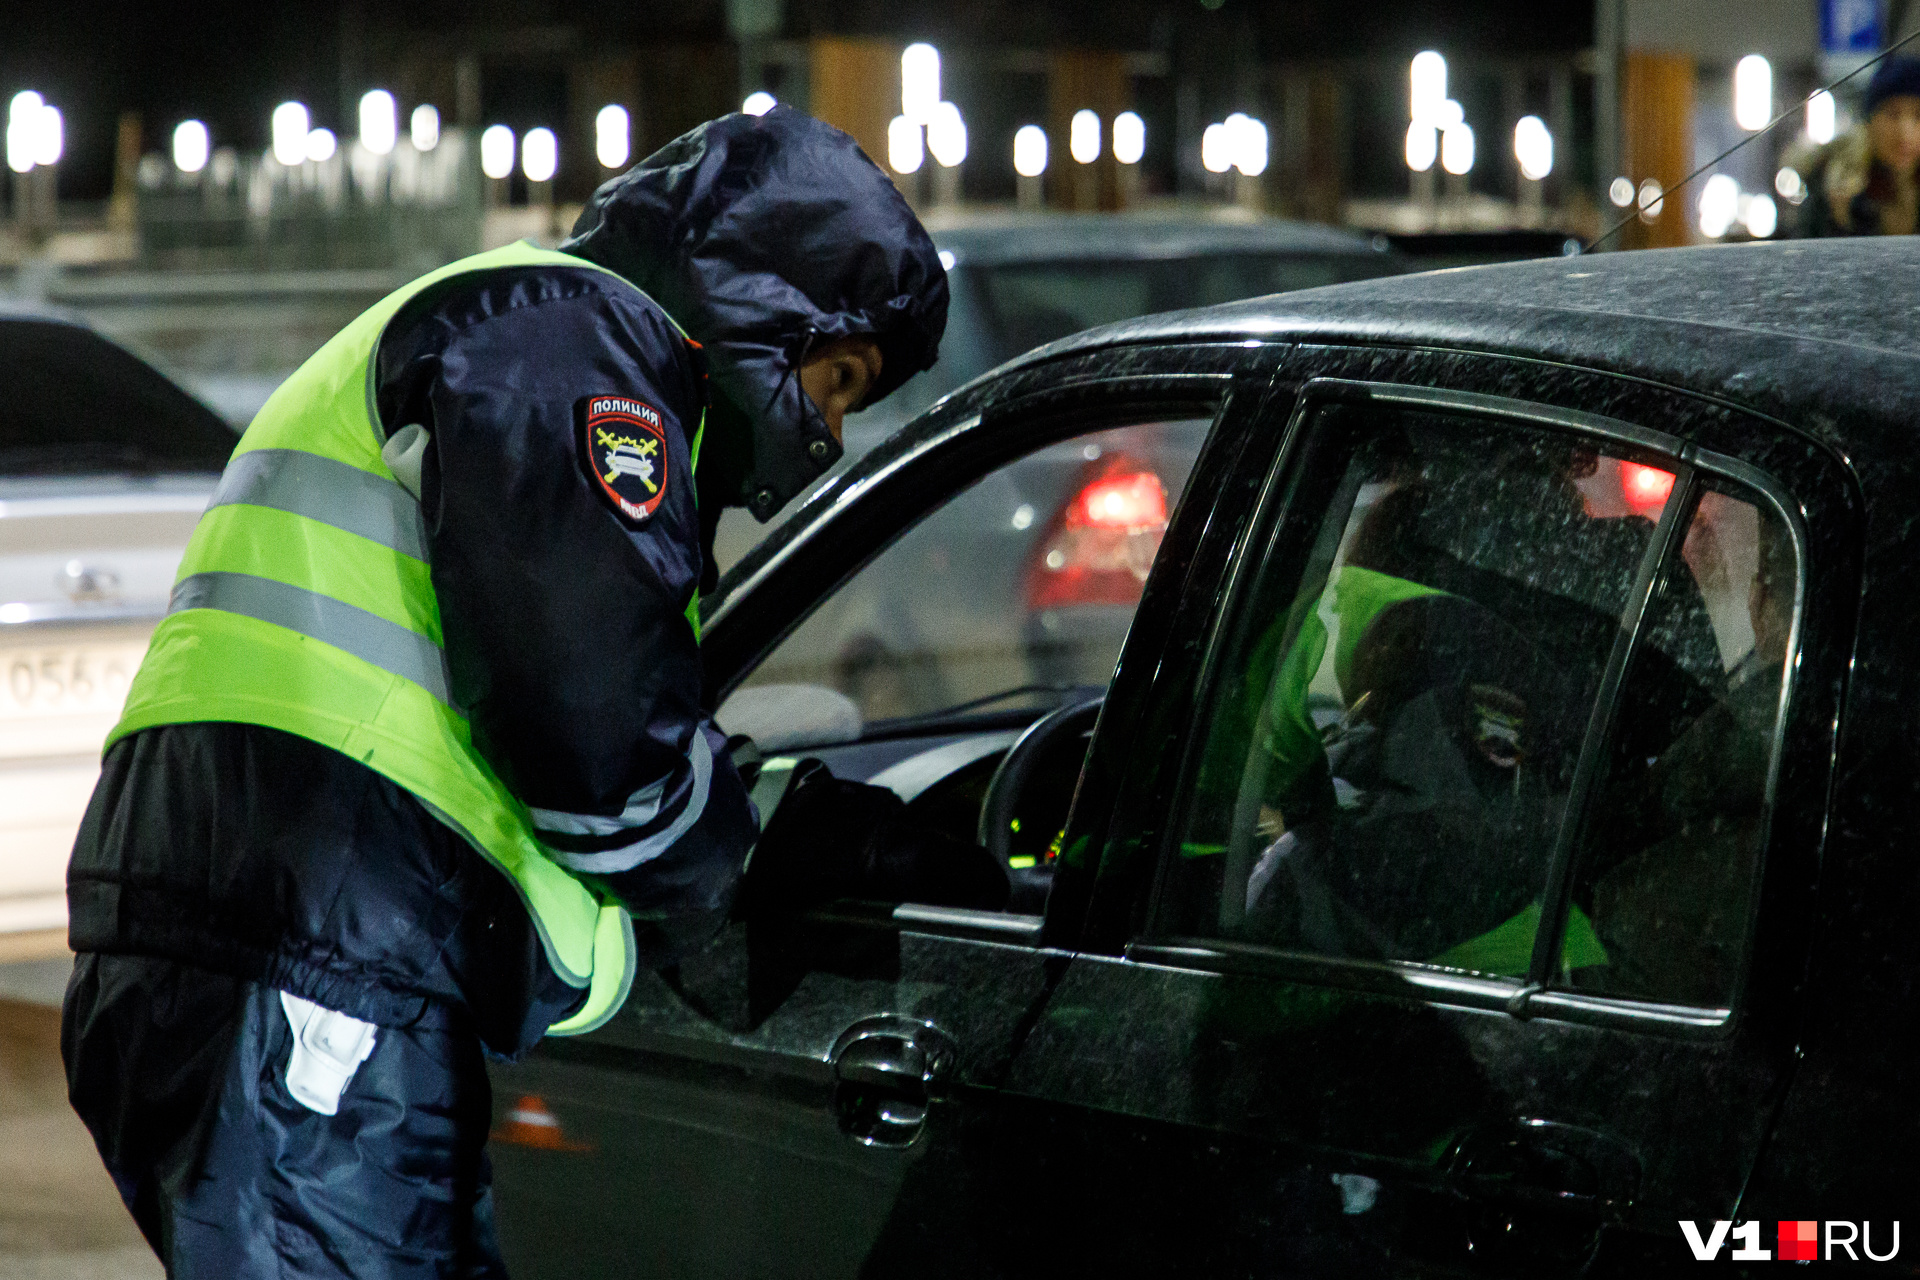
[3,0,1595,201]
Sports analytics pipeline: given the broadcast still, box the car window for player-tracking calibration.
[1566,478,1795,1006]
[1154,398,1794,1010]
[0,319,237,474]
[733,417,1212,728]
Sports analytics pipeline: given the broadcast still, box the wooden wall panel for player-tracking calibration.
[808,37,899,176]
[1623,51,1695,249]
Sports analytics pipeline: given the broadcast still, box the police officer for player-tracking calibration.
[61,108,948,1277]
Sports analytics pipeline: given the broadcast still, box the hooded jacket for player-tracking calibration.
[67,110,949,1054]
[566,104,949,523]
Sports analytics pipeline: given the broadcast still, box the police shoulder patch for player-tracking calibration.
[581,395,669,523]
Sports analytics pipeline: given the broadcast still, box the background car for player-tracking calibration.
[713,211,1409,728]
[494,236,1902,1277]
[0,306,233,937]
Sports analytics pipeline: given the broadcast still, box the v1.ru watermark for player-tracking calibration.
[1680,1220,1901,1261]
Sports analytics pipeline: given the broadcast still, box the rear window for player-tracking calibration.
[0,319,237,475]
[976,252,1395,365]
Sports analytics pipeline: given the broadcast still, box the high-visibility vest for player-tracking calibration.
[109,241,696,1037]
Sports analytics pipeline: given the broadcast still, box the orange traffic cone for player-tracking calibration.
[491,1094,593,1151]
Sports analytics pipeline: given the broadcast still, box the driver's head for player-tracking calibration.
[564,106,949,522]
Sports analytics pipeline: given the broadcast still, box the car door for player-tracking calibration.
[995,347,1857,1276]
[487,349,1275,1280]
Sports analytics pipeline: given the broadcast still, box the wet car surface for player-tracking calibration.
[493,236,1908,1276]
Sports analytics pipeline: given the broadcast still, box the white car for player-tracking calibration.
[0,305,234,936]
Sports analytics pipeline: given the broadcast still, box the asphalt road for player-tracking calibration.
[0,942,158,1280]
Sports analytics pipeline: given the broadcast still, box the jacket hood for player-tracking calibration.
[563,106,949,521]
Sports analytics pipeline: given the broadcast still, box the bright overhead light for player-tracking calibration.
[1070,109,1100,164]
[359,90,396,156]
[1638,177,1665,218]
[887,114,924,174]
[741,91,776,117]
[1410,51,1447,125]
[1226,112,1267,176]
[522,127,557,182]
[1807,89,1836,144]
[6,92,42,174]
[1698,173,1740,237]
[1776,166,1805,201]
[411,104,440,152]
[1609,176,1635,207]
[1441,121,1474,175]
[927,101,967,167]
[901,43,941,125]
[1514,115,1552,180]
[304,127,336,163]
[1744,192,1778,237]
[1405,122,1438,172]
[272,101,309,166]
[1113,110,1145,165]
[1013,124,1048,177]
[1734,55,1772,131]
[596,104,630,168]
[31,103,62,167]
[480,124,515,179]
[173,120,210,173]
[1201,122,1231,174]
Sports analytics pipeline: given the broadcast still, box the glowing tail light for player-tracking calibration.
[1620,461,1675,513]
[1025,462,1170,610]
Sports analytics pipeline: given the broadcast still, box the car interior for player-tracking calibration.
[714,413,1213,923]
[1152,399,1795,1013]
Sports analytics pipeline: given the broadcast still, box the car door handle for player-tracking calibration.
[828,1015,956,1148]
[1448,1118,1640,1218]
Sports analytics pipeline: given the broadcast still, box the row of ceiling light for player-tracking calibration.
[1403,52,1553,180]
[158,92,638,183]
[873,43,1158,179]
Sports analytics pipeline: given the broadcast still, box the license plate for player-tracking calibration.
[0,636,151,759]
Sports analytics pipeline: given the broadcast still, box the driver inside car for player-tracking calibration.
[1237,435,1719,973]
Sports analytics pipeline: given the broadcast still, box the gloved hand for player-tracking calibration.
[742,759,1008,915]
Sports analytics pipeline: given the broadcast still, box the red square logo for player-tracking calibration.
[1779,1220,1819,1262]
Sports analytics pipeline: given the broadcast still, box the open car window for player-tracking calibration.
[1153,393,1798,1014]
[723,416,1212,745]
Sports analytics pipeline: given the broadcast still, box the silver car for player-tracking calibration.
[0,305,233,937]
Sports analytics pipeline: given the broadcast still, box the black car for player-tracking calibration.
[491,237,1907,1277]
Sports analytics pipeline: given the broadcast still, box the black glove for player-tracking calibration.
[743,759,1009,915]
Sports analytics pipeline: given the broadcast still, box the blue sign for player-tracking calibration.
[1823,0,1884,54]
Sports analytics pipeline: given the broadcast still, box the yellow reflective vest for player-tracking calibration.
[110,242,669,1037]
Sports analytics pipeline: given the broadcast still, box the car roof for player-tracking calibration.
[927,210,1389,266]
[1005,237,1920,449]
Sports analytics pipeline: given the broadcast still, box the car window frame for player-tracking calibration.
[698,347,1283,949]
[1128,376,1811,1039]
[702,352,1247,710]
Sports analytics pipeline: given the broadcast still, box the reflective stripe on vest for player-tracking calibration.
[107,241,694,1039]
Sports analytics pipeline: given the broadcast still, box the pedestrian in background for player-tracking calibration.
[1793,56,1920,236]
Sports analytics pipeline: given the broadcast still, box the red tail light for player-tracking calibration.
[1071,471,1168,530]
[1025,461,1170,610]
[1620,461,1675,514]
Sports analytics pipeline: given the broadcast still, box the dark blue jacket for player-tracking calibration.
[67,109,948,1053]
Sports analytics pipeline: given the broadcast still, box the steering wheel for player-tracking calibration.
[977,693,1105,879]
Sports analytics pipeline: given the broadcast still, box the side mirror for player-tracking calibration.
[716,683,862,752]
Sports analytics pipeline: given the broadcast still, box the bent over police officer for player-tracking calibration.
[60,108,953,1277]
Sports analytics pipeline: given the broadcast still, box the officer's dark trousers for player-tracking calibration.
[62,953,508,1279]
